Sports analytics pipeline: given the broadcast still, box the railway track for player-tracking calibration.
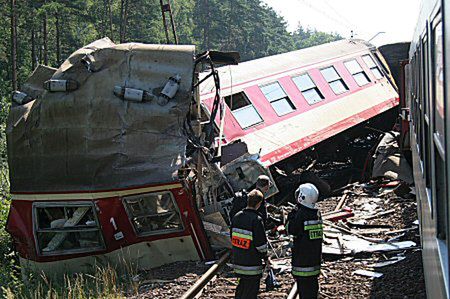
[180,251,232,299]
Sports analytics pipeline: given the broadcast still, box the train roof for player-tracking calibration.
[200,39,376,96]
[409,0,441,57]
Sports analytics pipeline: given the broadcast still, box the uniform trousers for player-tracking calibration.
[296,276,319,299]
[235,275,261,299]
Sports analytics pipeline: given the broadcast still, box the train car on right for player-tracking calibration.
[406,0,449,297]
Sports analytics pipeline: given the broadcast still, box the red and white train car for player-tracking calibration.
[200,39,400,166]
[6,39,215,277]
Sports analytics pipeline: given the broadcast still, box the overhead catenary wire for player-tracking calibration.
[295,0,354,35]
[323,0,356,32]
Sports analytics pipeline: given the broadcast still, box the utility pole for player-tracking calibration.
[55,13,61,65]
[11,0,18,90]
[159,0,178,44]
[43,11,48,65]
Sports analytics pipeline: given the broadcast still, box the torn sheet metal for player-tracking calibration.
[323,232,416,255]
[367,256,406,268]
[353,269,383,278]
[221,153,279,198]
[202,212,231,249]
[372,132,414,184]
[7,38,195,192]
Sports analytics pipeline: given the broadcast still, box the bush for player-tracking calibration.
[0,96,16,297]
[2,265,136,299]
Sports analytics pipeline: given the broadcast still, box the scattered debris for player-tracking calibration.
[353,269,384,279]
[132,175,425,298]
[367,256,406,268]
[132,130,425,298]
[372,132,414,184]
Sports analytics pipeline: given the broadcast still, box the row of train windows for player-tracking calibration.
[410,16,446,240]
[225,54,384,129]
[34,192,184,255]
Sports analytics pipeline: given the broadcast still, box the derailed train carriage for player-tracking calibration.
[199,39,399,168]
[5,39,242,276]
[5,38,399,277]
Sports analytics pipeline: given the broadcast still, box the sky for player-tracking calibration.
[262,0,421,46]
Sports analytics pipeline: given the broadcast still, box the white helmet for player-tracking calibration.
[296,183,319,205]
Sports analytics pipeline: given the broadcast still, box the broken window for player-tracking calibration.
[260,82,296,116]
[433,21,445,151]
[344,59,371,86]
[362,54,384,80]
[292,73,325,105]
[123,191,184,236]
[225,92,263,129]
[34,202,105,255]
[320,66,349,95]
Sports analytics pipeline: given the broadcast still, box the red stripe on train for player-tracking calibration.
[261,97,400,165]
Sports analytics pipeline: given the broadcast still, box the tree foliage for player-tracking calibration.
[1,0,341,92]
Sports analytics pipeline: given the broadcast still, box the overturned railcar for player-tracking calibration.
[6,39,237,276]
[200,39,400,167]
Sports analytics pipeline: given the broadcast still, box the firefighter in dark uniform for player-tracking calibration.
[286,183,323,299]
[231,189,268,299]
[229,175,271,225]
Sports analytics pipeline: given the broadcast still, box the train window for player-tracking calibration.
[123,191,184,236]
[422,37,432,188]
[225,92,263,129]
[435,148,447,240]
[344,59,371,86]
[292,73,325,105]
[34,202,105,255]
[260,82,296,116]
[320,66,349,95]
[431,19,447,239]
[433,21,445,149]
[362,55,383,79]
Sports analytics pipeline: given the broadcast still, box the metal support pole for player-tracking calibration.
[167,0,178,44]
[159,0,170,44]
[159,0,178,44]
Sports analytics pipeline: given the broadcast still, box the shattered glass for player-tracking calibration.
[124,192,184,235]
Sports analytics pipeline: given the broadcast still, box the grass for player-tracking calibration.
[2,265,139,299]
[0,175,139,298]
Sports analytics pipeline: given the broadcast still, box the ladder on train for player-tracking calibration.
[159,0,178,44]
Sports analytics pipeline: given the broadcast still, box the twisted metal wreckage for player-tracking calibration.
[5,38,399,277]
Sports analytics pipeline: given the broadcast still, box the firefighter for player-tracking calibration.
[231,189,268,299]
[286,183,323,299]
[229,175,271,224]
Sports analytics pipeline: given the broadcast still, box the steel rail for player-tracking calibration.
[180,251,231,299]
[287,283,299,299]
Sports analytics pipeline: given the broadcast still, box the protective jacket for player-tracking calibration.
[231,208,268,276]
[229,190,268,225]
[286,203,323,277]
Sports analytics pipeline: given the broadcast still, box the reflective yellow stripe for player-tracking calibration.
[304,224,323,230]
[292,269,320,277]
[232,232,253,240]
[234,268,263,275]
